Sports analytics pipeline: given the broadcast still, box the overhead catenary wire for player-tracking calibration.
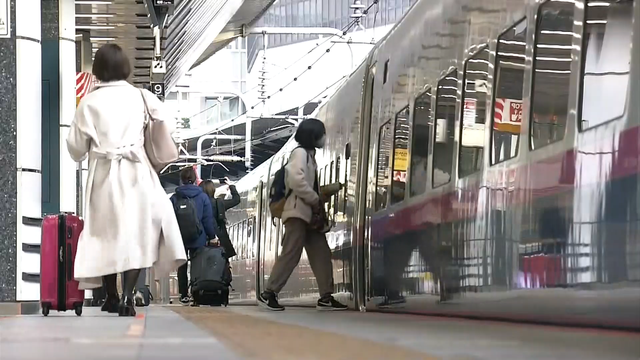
[166,72,349,177]
[184,0,379,121]
[199,0,379,138]
[200,74,349,157]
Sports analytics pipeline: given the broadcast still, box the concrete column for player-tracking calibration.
[59,0,76,214]
[0,0,42,307]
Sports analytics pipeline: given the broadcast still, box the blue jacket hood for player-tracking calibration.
[175,184,204,198]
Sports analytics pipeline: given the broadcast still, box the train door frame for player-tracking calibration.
[354,62,377,311]
[254,180,264,296]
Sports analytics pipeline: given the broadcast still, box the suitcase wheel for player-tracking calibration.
[42,306,50,317]
[75,306,82,317]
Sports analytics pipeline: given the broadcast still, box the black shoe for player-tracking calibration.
[317,296,348,311]
[258,291,284,311]
[118,296,136,317]
[179,296,190,306]
[101,295,119,313]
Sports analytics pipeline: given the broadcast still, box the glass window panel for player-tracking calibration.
[335,157,341,215]
[580,0,634,130]
[530,0,575,149]
[322,0,330,25]
[491,20,526,164]
[432,70,458,188]
[390,106,410,204]
[409,89,432,197]
[375,120,393,211]
[459,47,491,178]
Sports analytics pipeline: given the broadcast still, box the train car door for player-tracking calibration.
[260,155,285,293]
[354,63,376,311]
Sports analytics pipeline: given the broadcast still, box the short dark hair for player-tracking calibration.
[180,167,197,185]
[92,44,131,82]
[294,118,325,149]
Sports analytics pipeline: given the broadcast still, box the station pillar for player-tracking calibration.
[0,0,43,310]
[0,0,76,314]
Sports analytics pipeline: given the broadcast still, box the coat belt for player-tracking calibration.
[92,143,143,162]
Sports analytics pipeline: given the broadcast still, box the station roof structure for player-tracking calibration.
[75,0,275,90]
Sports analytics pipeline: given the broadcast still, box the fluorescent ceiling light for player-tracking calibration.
[75,1,113,4]
[91,37,116,41]
[76,25,116,29]
[76,14,115,18]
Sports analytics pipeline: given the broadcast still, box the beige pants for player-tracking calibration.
[266,217,334,297]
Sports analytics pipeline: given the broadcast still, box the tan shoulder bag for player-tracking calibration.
[140,90,179,172]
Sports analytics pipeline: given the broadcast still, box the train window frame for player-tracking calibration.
[577,0,634,132]
[489,18,527,166]
[458,45,491,178]
[390,105,410,205]
[409,88,433,198]
[374,119,393,212]
[528,0,576,151]
[432,69,458,189]
[334,156,341,217]
[343,143,350,214]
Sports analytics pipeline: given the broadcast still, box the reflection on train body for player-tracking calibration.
[223,0,640,330]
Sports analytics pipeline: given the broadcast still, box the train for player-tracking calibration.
[222,0,640,330]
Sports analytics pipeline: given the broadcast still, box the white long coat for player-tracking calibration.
[67,80,186,290]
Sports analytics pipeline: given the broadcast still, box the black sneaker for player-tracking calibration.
[258,291,284,311]
[179,296,190,306]
[317,296,348,311]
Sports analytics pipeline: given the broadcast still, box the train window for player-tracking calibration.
[329,162,334,184]
[375,120,393,211]
[325,165,329,185]
[409,89,432,197]
[529,0,576,150]
[579,0,634,131]
[491,20,526,164]
[334,158,340,216]
[432,70,458,188]
[343,144,350,214]
[391,106,410,205]
[242,220,248,259]
[459,47,491,178]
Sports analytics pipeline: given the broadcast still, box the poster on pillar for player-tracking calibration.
[0,0,9,38]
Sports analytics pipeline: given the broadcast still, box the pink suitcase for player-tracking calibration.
[40,213,85,316]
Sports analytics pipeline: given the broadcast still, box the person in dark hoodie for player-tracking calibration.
[170,167,217,305]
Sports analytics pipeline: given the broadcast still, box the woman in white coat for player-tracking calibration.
[67,44,186,316]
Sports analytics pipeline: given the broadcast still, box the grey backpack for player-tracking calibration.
[189,246,232,306]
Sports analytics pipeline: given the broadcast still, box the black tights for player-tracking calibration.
[103,269,142,299]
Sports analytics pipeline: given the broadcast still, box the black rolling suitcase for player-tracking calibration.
[190,245,232,306]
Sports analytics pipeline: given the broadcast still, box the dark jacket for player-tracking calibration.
[170,184,216,250]
[217,184,241,211]
[209,185,241,258]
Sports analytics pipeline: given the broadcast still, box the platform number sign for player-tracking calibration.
[151,82,165,98]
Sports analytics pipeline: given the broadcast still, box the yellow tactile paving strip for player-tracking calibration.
[171,306,438,360]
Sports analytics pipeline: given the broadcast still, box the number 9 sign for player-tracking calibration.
[150,82,165,98]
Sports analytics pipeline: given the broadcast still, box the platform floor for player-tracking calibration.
[0,305,639,360]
